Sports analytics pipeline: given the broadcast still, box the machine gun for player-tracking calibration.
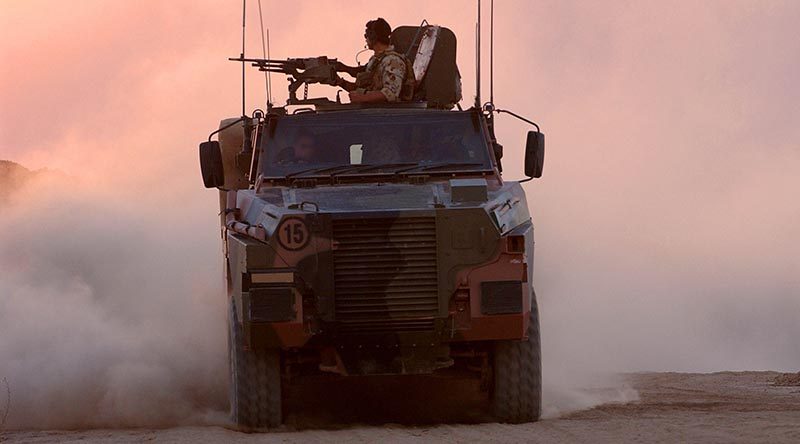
[229,56,347,106]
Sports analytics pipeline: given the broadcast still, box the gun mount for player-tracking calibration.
[230,56,342,106]
[230,24,463,110]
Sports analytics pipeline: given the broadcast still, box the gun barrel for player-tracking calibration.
[228,57,285,62]
[260,67,294,74]
[229,57,337,67]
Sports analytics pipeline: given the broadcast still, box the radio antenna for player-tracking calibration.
[257,0,271,108]
[238,0,253,161]
[240,0,247,118]
[266,29,273,105]
[475,0,481,109]
[489,0,494,106]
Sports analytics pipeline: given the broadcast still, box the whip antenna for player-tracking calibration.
[267,29,273,104]
[490,0,494,106]
[240,0,247,117]
[237,0,253,161]
[257,0,271,108]
[475,0,481,109]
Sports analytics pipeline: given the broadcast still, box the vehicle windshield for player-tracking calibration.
[260,110,494,178]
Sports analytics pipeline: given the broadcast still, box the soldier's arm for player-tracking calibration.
[350,56,407,103]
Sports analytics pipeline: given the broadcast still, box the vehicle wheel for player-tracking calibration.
[491,294,542,423]
[228,298,282,430]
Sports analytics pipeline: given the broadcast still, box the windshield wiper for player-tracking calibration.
[285,163,417,180]
[285,162,486,180]
[399,162,485,173]
[330,163,419,176]
[285,164,354,179]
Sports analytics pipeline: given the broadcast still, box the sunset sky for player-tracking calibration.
[1,0,799,426]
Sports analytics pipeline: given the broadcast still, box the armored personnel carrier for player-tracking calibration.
[199,24,545,429]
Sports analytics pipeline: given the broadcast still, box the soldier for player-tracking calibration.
[276,130,318,164]
[335,18,415,103]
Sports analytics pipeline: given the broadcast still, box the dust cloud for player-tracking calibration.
[0,171,228,429]
[522,1,800,417]
[2,2,236,428]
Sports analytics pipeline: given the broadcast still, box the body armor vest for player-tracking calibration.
[355,50,415,101]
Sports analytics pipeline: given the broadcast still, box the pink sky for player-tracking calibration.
[2,0,799,380]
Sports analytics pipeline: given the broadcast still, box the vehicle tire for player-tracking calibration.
[228,298,282,430]
[491,294,542,423]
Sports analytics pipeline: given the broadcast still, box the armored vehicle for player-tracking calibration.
[199,24,545,429]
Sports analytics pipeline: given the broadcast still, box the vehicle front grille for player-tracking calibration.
[332,216,439,334]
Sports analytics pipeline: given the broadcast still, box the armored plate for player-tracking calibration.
[392,26,461,108]
[413,26,440,82]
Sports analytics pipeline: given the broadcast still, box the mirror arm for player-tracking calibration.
[207,117,246,142]
[495,109,540,132]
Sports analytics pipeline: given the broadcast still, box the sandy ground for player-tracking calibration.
[2,371,799,444]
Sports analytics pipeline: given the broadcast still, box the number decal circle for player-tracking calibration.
[277,217,310,251]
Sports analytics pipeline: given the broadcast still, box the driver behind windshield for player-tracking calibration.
[276,130,319,164]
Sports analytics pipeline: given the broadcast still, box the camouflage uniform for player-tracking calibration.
[355,46,415,102]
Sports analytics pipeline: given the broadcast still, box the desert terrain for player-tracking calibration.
[2,371,798,443]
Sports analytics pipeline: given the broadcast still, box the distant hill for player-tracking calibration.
[0,160,37,202]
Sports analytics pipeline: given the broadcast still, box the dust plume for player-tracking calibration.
[0,169,228,429]
[2,2,236,428]
[521,0,800,416]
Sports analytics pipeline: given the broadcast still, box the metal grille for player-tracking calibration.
[333,216,439,333]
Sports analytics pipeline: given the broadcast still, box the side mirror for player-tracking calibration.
[199,141,225,188]
[524,131,545,178]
